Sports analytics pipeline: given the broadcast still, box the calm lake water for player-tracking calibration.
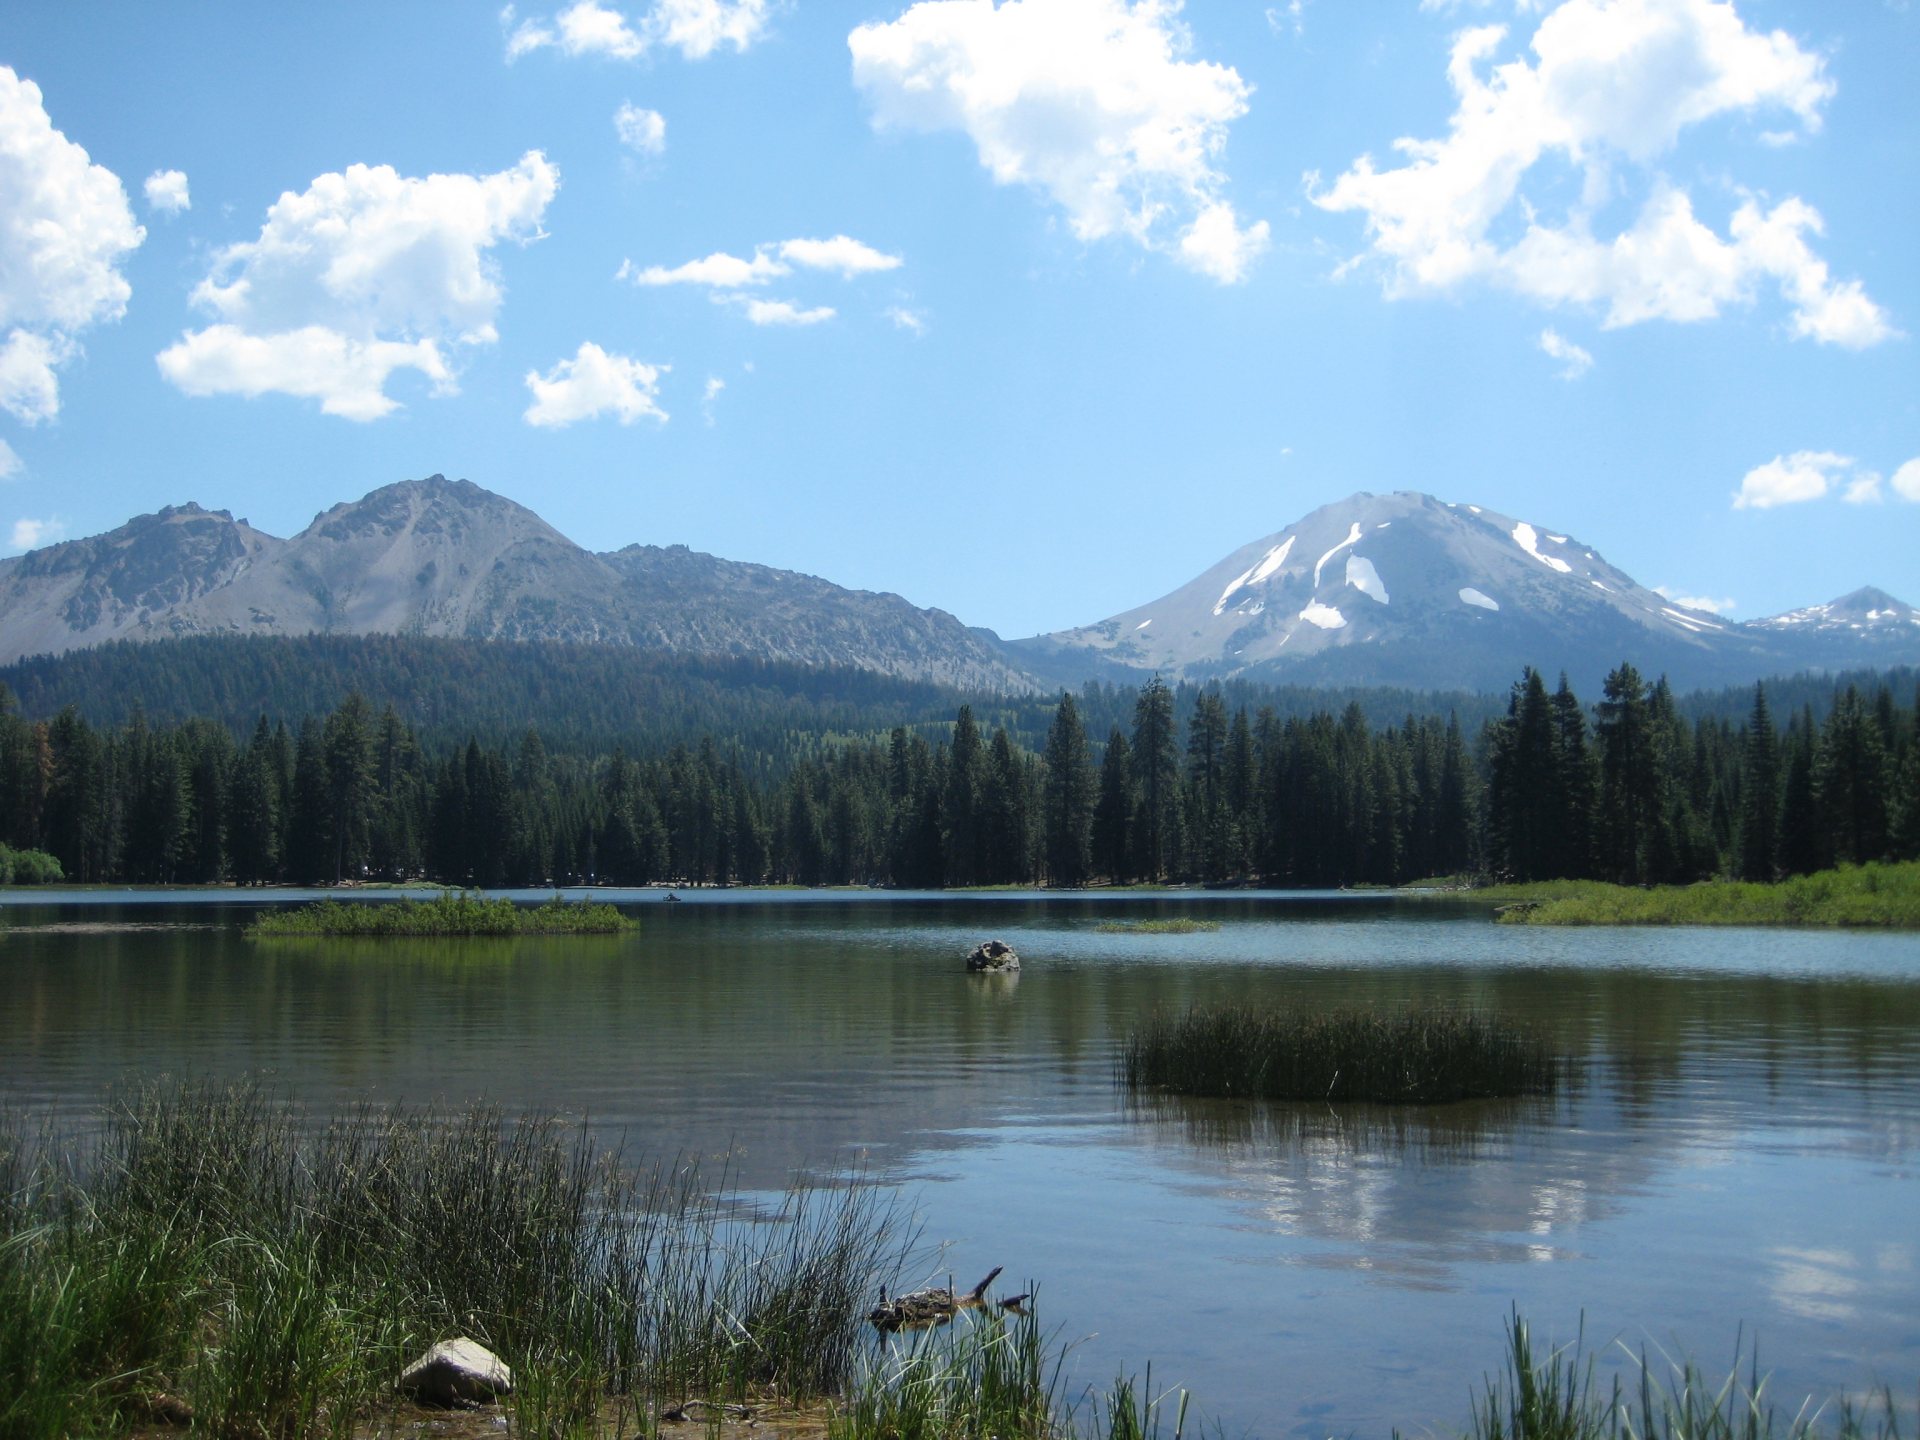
[3,888,1917,1437]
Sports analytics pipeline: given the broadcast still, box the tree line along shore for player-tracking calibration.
[0,664,1913,897]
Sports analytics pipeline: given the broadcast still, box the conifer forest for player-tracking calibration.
[2,662,1913,891]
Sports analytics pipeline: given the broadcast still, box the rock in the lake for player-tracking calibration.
[397,1338,513,1407]
[965,940,1020,972]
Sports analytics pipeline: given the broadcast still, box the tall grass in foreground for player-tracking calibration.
[831,1304,1193,1440]
[1469,1310,1908,1440]
[1486,862,1920,929]
[0,1081,902,1440]
[1120,1005,1561,1103]
[247,891,637,937]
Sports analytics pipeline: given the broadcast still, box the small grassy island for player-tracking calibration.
[1121,1005,1561,1103]
[1483,861,1920,928]
[1094,917,1222,934]
[247,892,637,938]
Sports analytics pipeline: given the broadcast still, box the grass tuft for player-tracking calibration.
[1467,1309,1909,1440]
[1120,1005,1562,1103]
[247,892,637,938]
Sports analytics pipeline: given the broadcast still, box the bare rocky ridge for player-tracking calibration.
[0,476,1037,691]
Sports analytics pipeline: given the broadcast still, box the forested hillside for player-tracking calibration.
[2,665,1912,890]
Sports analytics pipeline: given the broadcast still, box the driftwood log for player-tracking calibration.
[869,1266,1003,1332]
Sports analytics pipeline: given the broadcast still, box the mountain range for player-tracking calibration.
[0,475,1913,695]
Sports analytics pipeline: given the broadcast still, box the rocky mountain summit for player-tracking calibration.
[1010,491,1917,693]
[0,476,1034,690]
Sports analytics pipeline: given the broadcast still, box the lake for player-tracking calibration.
[2,888,1916,1438]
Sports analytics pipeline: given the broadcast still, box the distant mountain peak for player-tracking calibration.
[1754,585,1920,636]
[1012,489,1918,692]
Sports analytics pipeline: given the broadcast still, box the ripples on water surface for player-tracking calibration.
[2,889,1917,1437]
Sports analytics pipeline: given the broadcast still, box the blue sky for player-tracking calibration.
[1,0,1914,639]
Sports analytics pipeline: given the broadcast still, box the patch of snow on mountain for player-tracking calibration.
[1591,581,1612,593]
[1212,536,1295,615]
[1512,522,1573,574]
[1468,505,1482,514]
[1346,554,1389,604]
[1661,606,1724,630]
[1459,588,1499,611]
[1135,619,1152,629]
[1662,608,1715,633]
[1249,535,1295,585]
[1375,522,1391,529]
[1300,602,1346,629]
[1213,565,1260,616]
[1313,523,1363,587]
[1547,535,1567,544]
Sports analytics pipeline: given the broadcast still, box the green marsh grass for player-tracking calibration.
[0,1080,904,1440]
[830,1303,1191,1440]
[1469,1309,1909,1440]
[1120,1005,1562,1103]
[1094,919,1221,935]
[1484,863,1920,929]
[247,891,637,938]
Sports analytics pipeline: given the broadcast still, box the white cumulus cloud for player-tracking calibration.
[1733,450,1852,509]
[0,66,145,423]
[1312,0,1893,347]
[507,0,770,61]
[10,516,64,551]
[731,296,836,326]
[1841,472,1882,505]
[625,236,901,288]
[1539,326,1592,378]
[0,438,20,480]
[524,341,667,427]
[1654,585,1735,615]
[624,235,897,328]
[615,102,667,155]
[157,152,558,420]
[702,374,724,424]
[144,168,191,213]
[778,235,904,277]
[1893,459,1920,505]
[850,0,1268,284]
[623,249,788,288]
[885,305,928,335]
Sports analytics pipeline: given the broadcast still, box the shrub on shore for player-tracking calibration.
[246,891,636,938]
[1120,1005,1561,1103]
[0,844,63,885]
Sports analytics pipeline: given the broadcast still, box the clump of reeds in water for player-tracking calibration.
[1094,919,1221,935]
[1470,1309,1908,1440]
[1119,1004,1561,1103]
[833,1301,1192,1440]
[0,1080,901,1440]
[246,891,637,937]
